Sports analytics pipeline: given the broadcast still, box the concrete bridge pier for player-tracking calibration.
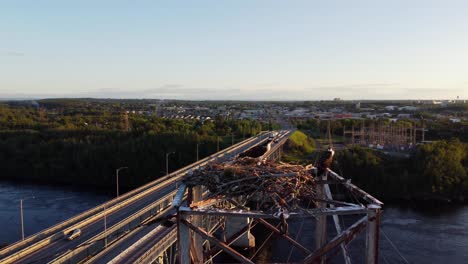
[265,144,283,162]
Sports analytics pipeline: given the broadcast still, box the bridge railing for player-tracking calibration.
[132,227,177,264]
[50,190,179,264]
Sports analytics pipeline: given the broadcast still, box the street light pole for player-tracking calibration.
[20,199,24,241]
[232,133,234,146]
[19,196,34,241]
[116,167,128,198]
[217,136,220,152]
[104,204,107,248]
[166,152,175,175]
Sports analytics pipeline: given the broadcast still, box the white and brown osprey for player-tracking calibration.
[317,147,335,176]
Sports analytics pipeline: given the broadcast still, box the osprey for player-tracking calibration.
[317,147,335,176]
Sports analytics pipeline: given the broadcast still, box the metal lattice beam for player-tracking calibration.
[181,219,254,264]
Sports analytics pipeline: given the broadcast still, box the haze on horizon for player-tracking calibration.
[1,1,467,101]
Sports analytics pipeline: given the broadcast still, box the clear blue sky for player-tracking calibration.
[1,1,467,100]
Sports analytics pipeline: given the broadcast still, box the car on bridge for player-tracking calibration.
[66,228,81,241]
[268,131,279,141]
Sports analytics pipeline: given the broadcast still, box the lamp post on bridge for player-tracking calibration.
[166,152,175,176]
[104,203,107,248]
[19,195,35,241]
[116,167,128,198]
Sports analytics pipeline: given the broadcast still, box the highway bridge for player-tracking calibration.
[0,130,293,264]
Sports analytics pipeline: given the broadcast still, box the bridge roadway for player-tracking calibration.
[91,219,176,263]
[86,130,292,264]
[0,131,282,264]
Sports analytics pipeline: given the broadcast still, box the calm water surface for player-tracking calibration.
[378,205,468,263]
[1,182,467,263]
[0,181,109,244]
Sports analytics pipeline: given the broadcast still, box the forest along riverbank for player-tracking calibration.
[0,181,109,246]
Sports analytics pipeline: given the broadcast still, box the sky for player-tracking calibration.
[1,0,467,100]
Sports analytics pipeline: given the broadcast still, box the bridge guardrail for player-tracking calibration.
[0,177,180,264]
[49,190,178,264]
[132,227,177,264]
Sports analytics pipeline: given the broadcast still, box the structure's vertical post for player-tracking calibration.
[411,125,414,145]
[163,250,169,264]
[382,124,385,146]
[422,125,425,142]
[366,204,381,264]
[377,125,380,145]
[323,184,351,264]
[405,127,408,145]
[178,212,190,264]
[360,121,365,145]
[315,171,327,264]
[191,186,204,262]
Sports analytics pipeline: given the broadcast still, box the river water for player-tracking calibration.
[0,181,109,244]
[0,182,467,263]
[378,204,468,263]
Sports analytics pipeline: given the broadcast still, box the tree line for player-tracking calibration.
[333,140,468,202]
[0,101,269,193]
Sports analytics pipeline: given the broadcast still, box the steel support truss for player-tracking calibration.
[175,168,382,264]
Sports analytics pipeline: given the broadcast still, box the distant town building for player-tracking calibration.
[398,106,418,111]
[330,107,344,113]
[285,108,310,118]
[397,113,411,119]
[334,113,354,119]
[359,107,374,112]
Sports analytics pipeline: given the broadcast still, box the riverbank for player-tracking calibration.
[381,194,467,205]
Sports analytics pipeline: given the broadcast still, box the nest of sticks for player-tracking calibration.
[183,157,317,210]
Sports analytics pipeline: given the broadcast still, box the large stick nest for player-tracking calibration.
[183,157,317,209]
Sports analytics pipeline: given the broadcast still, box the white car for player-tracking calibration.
[67,228,81,241]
